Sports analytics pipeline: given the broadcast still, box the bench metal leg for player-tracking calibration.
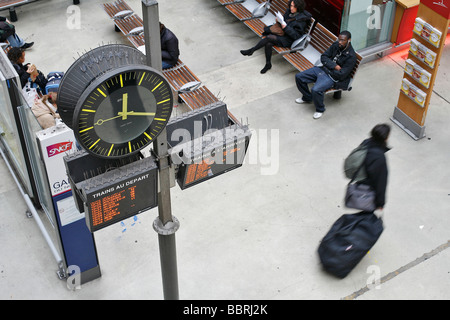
[9,7,17,22]
[333,90,342,100]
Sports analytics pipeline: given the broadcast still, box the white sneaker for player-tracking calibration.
[313,112,323,119]
[295,98,311,104]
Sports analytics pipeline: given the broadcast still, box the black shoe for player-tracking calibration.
[21,42,34,49]
[240,49,253,56]
[260,63,272,74]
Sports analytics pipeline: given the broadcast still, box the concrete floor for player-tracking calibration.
[0,0,449,300]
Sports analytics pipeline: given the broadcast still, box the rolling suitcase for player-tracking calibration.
[318,211,383,278]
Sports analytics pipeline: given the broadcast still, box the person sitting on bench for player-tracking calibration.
[0,16,34,49]
[294,30,356,119]
[160,22,179,69]
[240,0,312,74]
[8,47,47,93]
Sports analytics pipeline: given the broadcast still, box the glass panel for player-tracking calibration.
[15,82,55,227]
[0,62,33,195]
[341,0,396,51]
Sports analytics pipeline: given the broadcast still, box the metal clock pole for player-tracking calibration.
[142,0,180,300]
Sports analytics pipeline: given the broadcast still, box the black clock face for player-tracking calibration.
[74,66,173,158]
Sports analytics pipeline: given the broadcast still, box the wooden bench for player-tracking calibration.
[283,23,362,95]
[282,22,337,72]
[101,0,133,19]
[0,0,40,22]
[101,0,228,112]
[179,86,220,111]
[113,14,143,36]
[162,63,202,92]
[244,16,314,55]
[225,0,269,22]
[242,0,285,35]
[217,0,245,5]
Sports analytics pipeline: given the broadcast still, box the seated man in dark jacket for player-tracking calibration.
[294,30,357,119]
[160,23,179,69]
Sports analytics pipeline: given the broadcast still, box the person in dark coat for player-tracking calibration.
[361,123,391,211]
[295,30,357,119]
[160,23,179,69]
[240,0,312,74]
[7,47,47,93]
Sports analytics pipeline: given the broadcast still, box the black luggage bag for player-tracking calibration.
[318,211,383,278]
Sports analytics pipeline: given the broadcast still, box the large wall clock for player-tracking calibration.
[57,44,173,159]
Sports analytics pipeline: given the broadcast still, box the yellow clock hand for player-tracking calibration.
[118,111,156,116]
[121,93,128,120]
[94,114,123,126]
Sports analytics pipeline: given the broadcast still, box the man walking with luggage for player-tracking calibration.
[295,30,356,119]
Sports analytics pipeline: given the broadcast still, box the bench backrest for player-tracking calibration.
[268,0,289,15]
[310,22,338,54]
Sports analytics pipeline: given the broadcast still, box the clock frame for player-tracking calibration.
[73,65,173,159]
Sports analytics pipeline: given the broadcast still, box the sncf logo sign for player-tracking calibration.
[47,141,73,157]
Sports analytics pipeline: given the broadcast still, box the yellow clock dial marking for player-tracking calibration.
[97,88,107,97]
[138,72,146,86]
[82,109,96,113]
[144,132,152,140]
[107,144,114,157]
[79,126,94,133]
[120,74,124,87]
[128,141,132,153]
[157,98,170,105]
[89,139,101,149]
[152,81,163,92]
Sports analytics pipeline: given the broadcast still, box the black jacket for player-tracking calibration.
[320,41,357,90]
[12,62,47,92]
[360,138,390,209]
[161,27,179,66]
[264,10,312,48]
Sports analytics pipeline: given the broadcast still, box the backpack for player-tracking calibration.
[344,143,368,182]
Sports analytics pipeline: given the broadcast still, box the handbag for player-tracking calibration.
[269,22,285,36]
[344,151,376,212]
[345,183,376,212]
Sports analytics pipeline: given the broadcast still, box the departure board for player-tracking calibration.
[173,125,252,190]
[78,156,158,232]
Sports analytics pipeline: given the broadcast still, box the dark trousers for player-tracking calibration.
[295,67,335,113]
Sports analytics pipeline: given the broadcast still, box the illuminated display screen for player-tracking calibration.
[78,157,158,232]
[176,127,251,190]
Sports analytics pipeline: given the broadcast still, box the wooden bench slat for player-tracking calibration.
[101,0,133,18]
[179,86,219,111]
[225,0,266,21]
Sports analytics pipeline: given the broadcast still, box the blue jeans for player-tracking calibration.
[162,61,174,69]
[295,67,335,113]
[6,34,25,47]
